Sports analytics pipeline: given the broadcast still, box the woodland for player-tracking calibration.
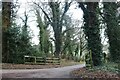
[1,0,120,78]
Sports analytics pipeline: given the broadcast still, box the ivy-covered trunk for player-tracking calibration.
[103,2,120,63]
[49,2,62,57]
[36,10,50,57]
[83,2,102,66]
[54,31,62,57]
[39,19,45,55]
[2,2,12,63]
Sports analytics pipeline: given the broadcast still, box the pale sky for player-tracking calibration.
[17,0,120,45]
[17,0,83,45]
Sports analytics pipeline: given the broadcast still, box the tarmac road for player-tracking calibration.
[2,64,85,78]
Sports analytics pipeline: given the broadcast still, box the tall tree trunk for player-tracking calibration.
[103,2,120,63]
[35,2,71,58]
[36,10,45,55]
[49,2,62,57]
[36,10,50,57]
[54,30,62,57]
[83,2,102,66]
[2,2,12,62]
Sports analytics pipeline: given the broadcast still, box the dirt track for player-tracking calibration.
[2,64,85,78]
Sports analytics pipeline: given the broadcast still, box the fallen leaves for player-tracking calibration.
[71,67,120,79]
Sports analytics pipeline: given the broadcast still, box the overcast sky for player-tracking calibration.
[17,0,83,45]
[15,0,120,45]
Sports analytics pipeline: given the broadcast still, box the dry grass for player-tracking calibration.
[60,59,81,66]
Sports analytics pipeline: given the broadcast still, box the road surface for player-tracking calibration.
[2,64,85,78]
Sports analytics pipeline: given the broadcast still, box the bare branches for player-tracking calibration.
[33,2,52,24]
[20,11,29,26]
[60,2,72,23]
[50,37,55,42]
[62,27,75,35]
[78,2,88,14]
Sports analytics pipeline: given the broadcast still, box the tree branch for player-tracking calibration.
[60,2,72,23]
[33,2,52,24]
[62,27,75,35]
[50,37,55,42]
[78,2,88,14]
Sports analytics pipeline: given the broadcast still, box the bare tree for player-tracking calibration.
[33,1,72,57]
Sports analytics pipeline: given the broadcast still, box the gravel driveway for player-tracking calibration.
[2,64,85,78]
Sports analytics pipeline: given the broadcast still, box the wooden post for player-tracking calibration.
[90,50,93,68]
[34,56,36,63]
[24,55,25,64]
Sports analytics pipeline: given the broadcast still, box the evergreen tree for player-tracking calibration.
[19,11,33,63]
[6,24,21,63]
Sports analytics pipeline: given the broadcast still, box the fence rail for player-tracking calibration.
[24,55,60,65]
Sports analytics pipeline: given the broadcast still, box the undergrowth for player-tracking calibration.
[88,62,119,74]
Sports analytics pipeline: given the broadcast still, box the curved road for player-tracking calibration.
[2,64,85,78]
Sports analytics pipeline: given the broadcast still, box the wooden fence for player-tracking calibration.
[24,55,60,65]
